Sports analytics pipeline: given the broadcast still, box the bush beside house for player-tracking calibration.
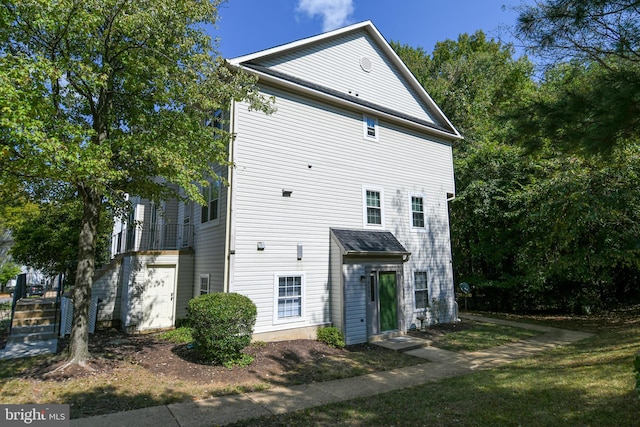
[188,293,257,366]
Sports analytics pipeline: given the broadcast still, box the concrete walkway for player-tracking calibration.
[67,314,593,427]
[0,338,58,360]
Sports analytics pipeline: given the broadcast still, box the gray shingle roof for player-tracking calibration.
[331,228,410,256]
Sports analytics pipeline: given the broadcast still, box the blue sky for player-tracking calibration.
[213,0,533,59]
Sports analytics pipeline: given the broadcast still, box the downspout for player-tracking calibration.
[223,100,237,293]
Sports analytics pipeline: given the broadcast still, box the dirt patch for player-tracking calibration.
[21,330,348,386]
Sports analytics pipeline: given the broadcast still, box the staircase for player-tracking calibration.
[0,297,59,359]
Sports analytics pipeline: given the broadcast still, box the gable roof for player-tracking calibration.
[228,21,461,142]
[331,228,410,258]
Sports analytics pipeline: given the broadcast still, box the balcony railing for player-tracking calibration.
[111,223,193,256]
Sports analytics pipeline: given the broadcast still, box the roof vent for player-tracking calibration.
[359,56,372,72]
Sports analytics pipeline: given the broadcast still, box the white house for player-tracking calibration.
[95,21,462,345]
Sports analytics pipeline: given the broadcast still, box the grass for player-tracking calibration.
[430,322,539,352]
[2,312,638,424]
[158,326,193,343]
[228,311,640,427]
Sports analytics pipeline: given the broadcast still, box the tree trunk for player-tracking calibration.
[66,184,101,365]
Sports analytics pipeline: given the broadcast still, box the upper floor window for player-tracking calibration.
[201,180,220,224]
[363,115,379,141]
[411,195,425,229]
[363,186,384,227]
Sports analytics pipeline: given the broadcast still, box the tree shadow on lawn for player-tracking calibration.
[62,385,194,419]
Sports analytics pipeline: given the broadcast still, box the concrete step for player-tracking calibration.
[7,331,57,344]
[12,309,57,320]
[11,324,55,335]
[0,339,58,360]
[13,302,57,311]
[12,316,56,327]
[372,335,432,353]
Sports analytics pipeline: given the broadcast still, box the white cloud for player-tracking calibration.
[297,0,355,32]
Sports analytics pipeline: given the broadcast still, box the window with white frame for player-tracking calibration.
[200,274,210,295]
[201,180,220,224]
[363,115,379,141]
[363,186,384,227]
[275,274,303,320]
[414,271,429,310]
[411,195,425,229]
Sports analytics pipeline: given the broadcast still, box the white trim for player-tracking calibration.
[409,192,427,231]
[362,185,385,228]
[228,21,462,141]
[273,272,306,325]
[363,114,379,141]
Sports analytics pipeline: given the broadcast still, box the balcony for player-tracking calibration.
[111,223,193,256]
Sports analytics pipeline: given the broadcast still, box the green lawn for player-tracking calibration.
[430,322,540,352]
[230,312,640,427]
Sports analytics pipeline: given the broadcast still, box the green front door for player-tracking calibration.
[379,272,397,331]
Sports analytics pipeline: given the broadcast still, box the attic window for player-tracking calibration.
[363,115,379,141]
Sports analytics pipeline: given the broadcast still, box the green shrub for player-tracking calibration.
[188,292,257,365]
[317,326,345,348]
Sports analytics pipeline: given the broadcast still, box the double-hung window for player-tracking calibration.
[363,115,379,141]
[363,186,384,227]
[411,195,425,229]
[201,180,220,224]
[414,271,429,310]
[367,190,382,225]
[200,274,210,295]
[275,274,304,322]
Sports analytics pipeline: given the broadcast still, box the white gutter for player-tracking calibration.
[238,66,461,143]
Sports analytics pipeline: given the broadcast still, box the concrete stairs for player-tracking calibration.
[0,298,59,359]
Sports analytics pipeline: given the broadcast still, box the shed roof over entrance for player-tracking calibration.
[331,228,410,257]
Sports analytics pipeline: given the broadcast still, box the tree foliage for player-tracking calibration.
[9,198,111,279]
[0,0,274,364]
[516,0,640,66]
[394,22,640,313]
[515,0,640,154]
[0,261,21,290]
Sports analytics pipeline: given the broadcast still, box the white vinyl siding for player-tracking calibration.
[230,84,456,335]
[193,167,228,298]
[259,31,437,125]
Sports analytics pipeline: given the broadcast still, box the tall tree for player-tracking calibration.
[516,0,640,66]
[0,0,274,365]
[515,0,640,153]
[393,33,537,304]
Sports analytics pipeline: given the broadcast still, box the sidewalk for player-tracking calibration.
[68,314,592,427]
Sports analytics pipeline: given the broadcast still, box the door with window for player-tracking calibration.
[367,270,399,336]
